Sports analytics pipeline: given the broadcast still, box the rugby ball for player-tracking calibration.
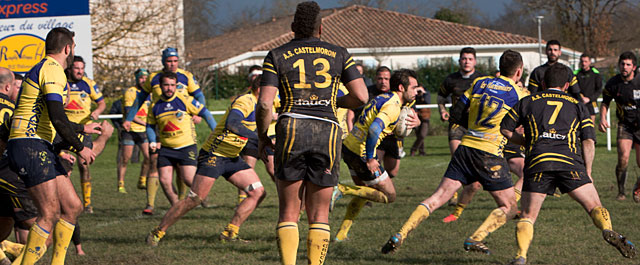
[394,106,414,138]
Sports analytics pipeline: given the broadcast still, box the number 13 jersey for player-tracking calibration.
[261,37,361,123]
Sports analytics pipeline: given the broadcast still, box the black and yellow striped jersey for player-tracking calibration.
[261,37,361,123]
[501,89,596,174]
[438,71,485,107]
[602,73,640,128]
[528,62,580,96]
[0,93,15,142]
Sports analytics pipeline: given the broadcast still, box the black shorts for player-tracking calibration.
[523,171,591,195]
[121,131,148,146]
[196,150,251,180]
[240,138,259,158]
[157,144,198,168]
[377,135,403,159]
[586,101,598,116]
[274,116,341,187]
[0,193,38,224]
[444,145,513,191]
[7,139,67,188]
[448,123,467,141]
[342,145,385,182]
[617,123,640,144]
[503,144,525,161]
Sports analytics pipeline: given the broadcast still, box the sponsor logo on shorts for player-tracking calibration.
[189,151,196,160]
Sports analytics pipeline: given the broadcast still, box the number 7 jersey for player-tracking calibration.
[459,76,529,156]
[261,37,361,123]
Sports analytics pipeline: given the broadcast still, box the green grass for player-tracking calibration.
[12,121,640,265]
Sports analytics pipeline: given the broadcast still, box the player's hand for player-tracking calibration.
[77,147,96,165]
[258,136,275,163]
[366,158,381,177]
[90,111,100,121]
[581,95,590,104]
[84,123,102,135]
[515,125,525,135]
[441,111,449,121]
[598,118,609,133]
[406,109,421,129]
[59,152,76,165]
[100,120,114,138]
[150,142,160,152]
[122,121,132,132]
[192,115,202,124]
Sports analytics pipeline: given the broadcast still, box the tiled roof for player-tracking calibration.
[188,5,539,67]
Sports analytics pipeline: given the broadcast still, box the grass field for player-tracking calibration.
[10,119,640,265]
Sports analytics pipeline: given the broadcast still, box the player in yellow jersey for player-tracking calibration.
[381,50,527,256]
[119,69,155,207]
[7,27,101,265]
[145,72,217,206]
[63,56,106,213]
[147,73,266,246]
[331,69,420,242]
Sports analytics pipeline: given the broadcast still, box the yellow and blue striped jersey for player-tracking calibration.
[202,93,257,158]
[147,93,205,149]
[343,92,402,157]
[267,92,281,137]
[459,76,528,157]
[336,83,350,139]
[64,76,104,124]
[144,68,201,101]
[123,86,151,133]
[10,56,69,143]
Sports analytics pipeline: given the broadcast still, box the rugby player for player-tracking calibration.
[599,51,640,202]
[502,63,636,265]
[145,72,217,206]
[6,27,103,265]
[256,2,368,264]
[331,69,419,242]
[64,56,106,212]
[146,72,266,246]
[438,47,485,206]
[381,50,527,255]
[574,53,603,122]
[528,40,581,99]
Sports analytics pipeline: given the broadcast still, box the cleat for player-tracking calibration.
[200,197,210,208]
[603,229,637,258]
[443,214,459,223]
[616,194,626,201]
[506,256,526,265]
[381,233,403,254]
[464,238,491,255]
[137,177,147,190]
[329,185,343,212]
[146,228,165,247]
[633,182,640,203]
[83,205,93,214]
[118,186,127,194]
[514,210,522,220]
[219,233,250,243]
[142,205,154,215]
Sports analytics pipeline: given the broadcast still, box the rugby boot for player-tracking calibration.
[83,205,93,214]
[603,229,637,258]
[464,238,491,255]
[442,214,458,223]
[219,233,250,243]
[329,185,343,212]
[142,205,153,215]
[506,256,526,265]
[632,180,640,203]
[137,176,147,190]
[146,227,165,247]
[381,233,403,254]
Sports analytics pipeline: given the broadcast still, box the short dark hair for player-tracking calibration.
[291,1,321,38]
[460,47,476,58]
[543,63,569,89]
[160,71,178,85]
[45,27,75,54]
[580,53,590,59]
[73,56,84,64]
[546,40,561,50]
[390,69,417,92]
[619,51,637,66]
[376,66,391,75]
[249,65,262,72]
[250,75,262,92]
[13,72,23,81]
[499,50,523,77]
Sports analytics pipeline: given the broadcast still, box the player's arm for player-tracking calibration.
[123,91,149,129]
[598,82,614,132]
[437,82,450,121]
[578,103,597,178]
[592,74,603,103]
[338,54,368,109]
[449,87,471,128]
[527,71,539,94]
[500,102,525,145]
[192,91,206,105]
[146,123,159,151]
[225,109,256,140]
[89,82,106,120]
[568,75,582,101]
[198,108,217,131]
[582,138,595,179]
[257,51,280,160]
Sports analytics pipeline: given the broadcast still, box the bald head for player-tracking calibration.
[0,67,17,101]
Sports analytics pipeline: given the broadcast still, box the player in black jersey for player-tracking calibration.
[527,40,581,99]
[256,2,368,265]
[599,51,640,202]
[501,63,636,265]
[574,53,603,122]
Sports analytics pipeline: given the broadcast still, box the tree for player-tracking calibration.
[433,7,468,24]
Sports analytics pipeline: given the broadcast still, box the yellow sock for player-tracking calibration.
[470,208,507,242]
[1,240,24,257]
[139,175,147,185]
[51,219,75,265]
[515,218,534,259]
[398,203,430,240]
[177,178,189,200]
[338,184,388,203]
[336,197,367,241]
[147,177,159,207]
[82,181,92,207]
[515,189,521,202]
[20,223,49,265]
[118,180,125,188]
[276,222,299,265]
[238,194,248,205]
[452,203,467,218]
[590,206,613,231]
[307,223,330,265]
[452,191,458,201]
[221,223,240,238]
